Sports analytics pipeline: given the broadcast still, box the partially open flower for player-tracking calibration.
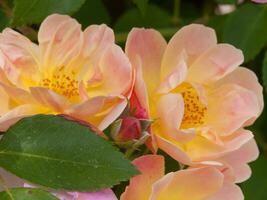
[115,116,142,142]
[0,14,133,132]
[126,24,263,181]
[121,155,243,200]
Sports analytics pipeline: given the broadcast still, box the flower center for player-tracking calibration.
[41,70,79,100]
[177,83,207,129]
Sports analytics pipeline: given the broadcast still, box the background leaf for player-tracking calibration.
[262,50,267,92]
[222,4,267,62]
[241,156,267,200]
[0,188,59,200]
[11,0,86,26]
[0,115,138,192]
[114,4,171,32]
[133,0,149,16]
[74,0,110,28]
[0,10,9,31]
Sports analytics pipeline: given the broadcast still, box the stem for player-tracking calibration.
[0,0,12,18]
[125,148,135,159]
[172,0,180,26]
[202,0,214,23]
[179,162,185,170]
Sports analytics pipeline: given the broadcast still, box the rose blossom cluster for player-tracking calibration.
[0,14,263,200]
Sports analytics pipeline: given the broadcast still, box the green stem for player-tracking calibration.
[172,0,180,26]
[0,0,12,18]
[125,148,135,159]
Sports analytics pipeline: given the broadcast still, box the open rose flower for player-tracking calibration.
[121,155,244,200]
[126,24,263,181]
[0,14,133,132]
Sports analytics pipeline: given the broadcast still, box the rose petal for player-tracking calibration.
[162,24,217,78]
[0,104,47,131]
[0,29,40,86]
[38,14,83,69]
[156,93,195,142]
[83,24,114,60]
[207,84,260,135]
[121,155,164,200]
[30,87,71,112]
[126,28,167,96]
[207,182,244,200]
[150,167,223,200]
[188,44,244,83]
[213,67,263,117]
[155,135,192,165]
[157,58,187,94]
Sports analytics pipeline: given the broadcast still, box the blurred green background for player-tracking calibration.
[0,0,267,199]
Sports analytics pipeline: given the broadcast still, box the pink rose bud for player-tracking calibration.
[117,117,142,141]
[130,92,148,119]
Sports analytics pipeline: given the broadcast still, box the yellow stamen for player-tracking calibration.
[41,69,79,100]
[177,83,207,129]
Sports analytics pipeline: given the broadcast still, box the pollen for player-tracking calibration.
[177,83,207,129]
[41,69,79,100]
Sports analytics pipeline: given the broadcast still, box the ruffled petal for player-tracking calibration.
[150,167,223,200]
[206,84,260,135]
[95,44,133,97]
[0,104,47,131]
[213,67,263,118]
[67,96,106,119]
[0,82,36,104]
[156,93,195,142]
[0,28,40,86]
[207,182,244,200]
[185,129,253,161]
[0,87,9,115]
[121,155,164,200]
[155,135,192,165]
[161,24,217,78]
[126,28,167,95]
[219,138,259,183]
[83,24,114,60]
[38,14,83,70]
[188,44,244,83]
[30,87,71,112]
[157,58,187,94]
[98,97,128,130]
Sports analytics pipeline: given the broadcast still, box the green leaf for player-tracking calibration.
[133,0,149,16]
[241,156,267,200]
[208,15,229,42]
[0,10,9,31]
[11,0,86,26]
[0,188,59,200]
[0,115,138,191]
[222,4,267,62]
[262,51,267,93]
[114,4,171,32]
[74,0,110,28]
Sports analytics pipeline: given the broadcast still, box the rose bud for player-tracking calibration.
[112,117,142,142]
